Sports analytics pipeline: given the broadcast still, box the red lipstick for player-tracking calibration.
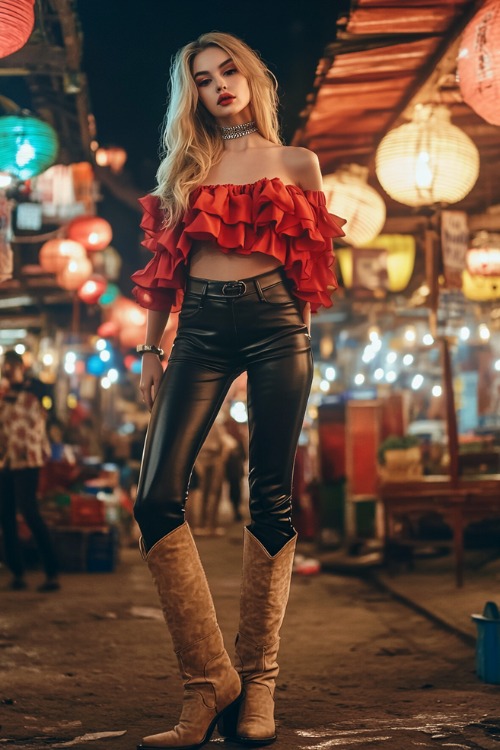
[217,93,235,105]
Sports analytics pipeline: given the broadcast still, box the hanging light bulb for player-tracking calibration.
[375,104,479,207]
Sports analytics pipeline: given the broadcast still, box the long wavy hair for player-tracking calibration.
[153,31,281,226]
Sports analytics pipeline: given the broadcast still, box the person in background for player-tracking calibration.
[0,351,60,592]
[224,419,247,523]
[193,418,231,536]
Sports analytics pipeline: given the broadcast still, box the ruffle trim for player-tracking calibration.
[131,177,346,313]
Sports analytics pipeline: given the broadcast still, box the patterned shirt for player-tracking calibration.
[0,386,50,470]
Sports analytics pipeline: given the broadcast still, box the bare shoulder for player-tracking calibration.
[281,146,323,190]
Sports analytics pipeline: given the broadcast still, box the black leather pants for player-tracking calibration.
[134,268,314,555]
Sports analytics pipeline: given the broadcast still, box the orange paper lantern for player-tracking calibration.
[77,274,107,304]
[0,0,35,59]
[57,256,93,290]
[458,0,500,126]
[67,215,113,251]
[39,238,86,274]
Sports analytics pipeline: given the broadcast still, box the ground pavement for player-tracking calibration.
[1,524,500,750]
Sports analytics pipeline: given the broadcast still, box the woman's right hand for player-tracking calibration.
[139,354,164,411]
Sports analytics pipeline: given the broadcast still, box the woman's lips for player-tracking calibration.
[218,95,235,106]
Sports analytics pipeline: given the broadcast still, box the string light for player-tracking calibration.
[404,327,416,343]
[479,324,490,341]
[411,374,424,390]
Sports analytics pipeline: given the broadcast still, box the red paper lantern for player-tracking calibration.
[458,0,500,126]
[67,215,113,251]
[57,256,93,290]
[77,274,107,304]
[97,320,120,338]
[110,296,147,328]
[39,239,86,274]
[0,0,35,59]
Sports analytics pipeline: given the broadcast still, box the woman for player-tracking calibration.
[131,31,345,750]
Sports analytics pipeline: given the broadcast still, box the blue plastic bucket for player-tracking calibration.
[472,601,500,684]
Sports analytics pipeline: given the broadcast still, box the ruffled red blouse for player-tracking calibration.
[131,176,346,314]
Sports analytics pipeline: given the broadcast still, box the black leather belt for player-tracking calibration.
[186,268,286,298]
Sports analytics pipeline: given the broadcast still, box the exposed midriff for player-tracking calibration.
[189,241,282,280]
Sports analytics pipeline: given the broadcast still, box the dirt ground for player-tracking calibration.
[1,523,500,750]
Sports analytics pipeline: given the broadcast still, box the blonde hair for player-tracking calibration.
[153,31,281,226]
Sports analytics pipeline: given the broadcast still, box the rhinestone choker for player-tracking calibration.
[219,121,258,140]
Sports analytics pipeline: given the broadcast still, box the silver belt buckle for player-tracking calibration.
[221,281,247,297]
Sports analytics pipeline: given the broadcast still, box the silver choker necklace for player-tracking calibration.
[219,121,258,140]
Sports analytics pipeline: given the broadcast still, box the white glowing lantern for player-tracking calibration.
[323,164,386,246]
[375,104,479,207]
[466,233,500,276]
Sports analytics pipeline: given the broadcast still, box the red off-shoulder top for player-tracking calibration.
[131,176,346,314]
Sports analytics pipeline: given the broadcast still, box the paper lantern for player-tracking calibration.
[458,1,500,126]
[98,282,120,306]
[67,215,113,251]
[0,114,59,180]
[323,165,386,246]
[336,234,416,292]
[97,320,120,338]
[375,104,479,207]
[39,238,86,274]
[78,274,107,304]
[0,0,35,59]
[466,233,500,276]
[57,255,93,290]
[462,270,500,300]
[110,296,147,329]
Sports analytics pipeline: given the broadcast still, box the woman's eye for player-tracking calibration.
[224,68,237,76]
[197,79,210,87]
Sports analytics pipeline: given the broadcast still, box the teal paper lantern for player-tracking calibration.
[0,114,59,180]
[98,282,120,307]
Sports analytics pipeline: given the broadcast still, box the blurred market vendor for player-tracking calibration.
[0,350,60,592]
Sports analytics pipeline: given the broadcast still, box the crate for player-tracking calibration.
[86,527,120,572]
[51,528,89,572]
[70,494,107,527]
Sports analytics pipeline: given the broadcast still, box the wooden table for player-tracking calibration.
[379,475,500,587]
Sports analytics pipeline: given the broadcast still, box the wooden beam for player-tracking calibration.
[372,0,488,143]
[0,44,66,75]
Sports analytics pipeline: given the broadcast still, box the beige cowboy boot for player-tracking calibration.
[220,528,296,746]
[137,522,241,750]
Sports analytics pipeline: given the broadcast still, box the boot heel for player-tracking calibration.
[217,694,241,739]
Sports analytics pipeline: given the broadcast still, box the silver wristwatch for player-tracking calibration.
[136,344,165,361]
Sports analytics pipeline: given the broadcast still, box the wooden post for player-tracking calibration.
[441,337,460,486]
[71,291,80,335]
